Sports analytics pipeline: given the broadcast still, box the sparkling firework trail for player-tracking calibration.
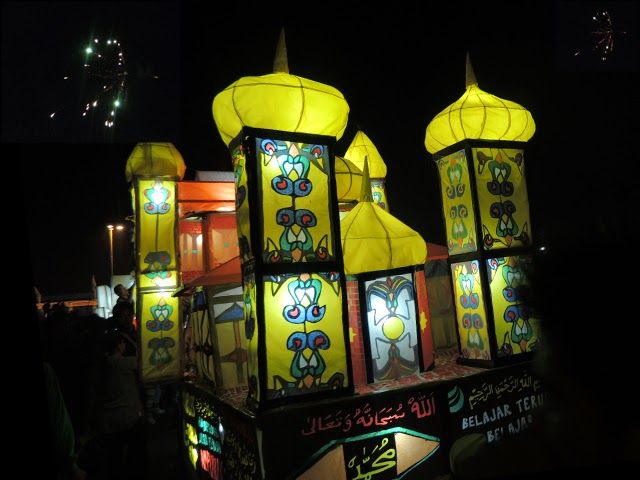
[50,37,127,129]
[574,10,626,62]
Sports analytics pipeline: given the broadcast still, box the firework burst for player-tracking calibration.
[50,37,128,129]
[574,10,626,62]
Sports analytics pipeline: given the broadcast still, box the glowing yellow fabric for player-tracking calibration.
[263,273,348,391]
[343,130,387,178]
[425,84,536,154]
[212,73,349,146]
[335,155,362,203]
[135,179,178,289]
[259,140,334,262]
[125,142,186,181]
[244,274,260,404]
[472,147,532,249]
[488,256,540,356]
[232,145,252,264]
[436,150,478,255]
[139,292,181,382]
[341,202,426,275]
[451,261,491,360]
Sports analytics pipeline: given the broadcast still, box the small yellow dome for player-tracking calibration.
[335,155,362,203]
[425,55,535,154]
[344,130,387,178]
[341,161,425,275]
[125,142,186,181]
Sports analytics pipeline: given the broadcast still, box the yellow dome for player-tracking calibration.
[213,30,349,146]
[125,142,186,181]
[340,162,425,275]
[335,155,362,203]
[425,55,535,154]
[344,130,387,178]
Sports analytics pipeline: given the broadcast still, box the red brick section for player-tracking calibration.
[416,269,436,371]
[346,280,367,385]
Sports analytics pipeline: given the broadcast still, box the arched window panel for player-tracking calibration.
[435,150,478,255]
[263,272,349,400]
[138,291,181,382]
[472,148,532,250]
[362,271,421,383]
[450,261,491,361]
[209,285,247,389]
[486,255,541,358]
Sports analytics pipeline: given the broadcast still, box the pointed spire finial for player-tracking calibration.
[273,28,289,74]
[465,52,477,88]
[360,156,373,202]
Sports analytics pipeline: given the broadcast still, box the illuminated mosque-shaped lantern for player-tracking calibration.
[126,142,185,382]
[344,130,389,211]
[425,54,540,367]
[342,160,434,384]
[212,30,353,410]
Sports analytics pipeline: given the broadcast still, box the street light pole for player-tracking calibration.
[107,224,125,281]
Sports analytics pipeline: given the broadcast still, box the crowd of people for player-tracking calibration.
[41,285,170,480]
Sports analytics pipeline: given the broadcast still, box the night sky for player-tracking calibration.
[4,1,638,296]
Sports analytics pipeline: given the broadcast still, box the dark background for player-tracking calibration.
[3,0,638,296]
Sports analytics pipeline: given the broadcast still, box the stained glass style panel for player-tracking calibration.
[136,179,178,289]
[258,138,335,263]
[486,255,541,357]
[472,148,532,250]
[184,420,199,468]
[371,179,389,211]
[244,272,260,404]
[450,261,491,360]
[139,292,180,381]
[263,272,348,399]
[364,273,420,382]
[211,285,247,389]
[232,144,252,265]
[436,150,477,255]
[196,399,222,479]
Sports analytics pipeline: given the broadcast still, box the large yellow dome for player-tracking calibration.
[425,55,535,154]
[212,31,349,146]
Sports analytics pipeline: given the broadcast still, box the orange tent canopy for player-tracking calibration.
[185,256,241,288]
[177,181,235,218]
